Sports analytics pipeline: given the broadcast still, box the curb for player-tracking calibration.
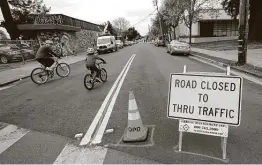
[0,58,85,87]
[0,75,30,87]
[190,51,262,79]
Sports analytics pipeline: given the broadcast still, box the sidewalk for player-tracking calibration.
[0,53,86,86]
[191,48,262,68]
[191,47,262,78]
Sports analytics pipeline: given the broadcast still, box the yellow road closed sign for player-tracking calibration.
[167,73,243,126]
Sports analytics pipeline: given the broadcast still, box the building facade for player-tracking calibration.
[175,9,239,43]
[17,14,104,55]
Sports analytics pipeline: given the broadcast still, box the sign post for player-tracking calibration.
[168,65,243,160]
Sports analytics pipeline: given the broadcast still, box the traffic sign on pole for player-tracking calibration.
[170,65,243,161]
[167,74,243,126]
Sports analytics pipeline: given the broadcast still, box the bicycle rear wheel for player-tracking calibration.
[84,73,94,90]
[100,68,107,82]
[56,63,70,77]
[31,68,48,85]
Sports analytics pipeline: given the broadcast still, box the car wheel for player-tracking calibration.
[0,55,8,64]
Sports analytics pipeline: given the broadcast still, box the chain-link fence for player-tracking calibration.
[0,40,39,64]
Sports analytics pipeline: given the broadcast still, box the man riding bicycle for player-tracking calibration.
[85,49,106,82]
[36,40,61,71]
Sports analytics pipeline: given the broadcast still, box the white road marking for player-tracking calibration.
[190,56,262,85]
[80,54,136,146]
[0,125,29,154]
[91,54,136,144]
[0,85,15,91]
[174,147,229,163]
[54,144,107,164]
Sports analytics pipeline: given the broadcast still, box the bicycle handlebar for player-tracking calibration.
[96,61,106,64]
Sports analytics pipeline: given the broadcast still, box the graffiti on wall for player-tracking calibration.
[37,31,74,56]
[73,29,100,53]
[35,15,63,25]
[36,29,101,55]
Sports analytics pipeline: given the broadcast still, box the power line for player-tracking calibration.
[131,9,157,27]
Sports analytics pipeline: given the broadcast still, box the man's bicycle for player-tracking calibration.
[30,58,70,85]
[84,62,107,90]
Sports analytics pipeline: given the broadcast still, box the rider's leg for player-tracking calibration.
[45,58,56,71]
[37,58,47,68]
[93,66,102,82]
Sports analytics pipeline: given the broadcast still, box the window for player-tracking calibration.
[213,20,238,37]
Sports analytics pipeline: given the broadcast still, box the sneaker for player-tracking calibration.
[96,77,102,82]
[46,67,55,71]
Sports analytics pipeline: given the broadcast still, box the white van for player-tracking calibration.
[96,35,117,54]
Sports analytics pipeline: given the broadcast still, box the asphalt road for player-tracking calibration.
[0,43,262,164]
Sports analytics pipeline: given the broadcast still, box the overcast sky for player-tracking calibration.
[43,0,160,35]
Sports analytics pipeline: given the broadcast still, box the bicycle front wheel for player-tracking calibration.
[100,68,107,82]
[56,63,70,77]
[31,68,48,85]
[84,74,94,90]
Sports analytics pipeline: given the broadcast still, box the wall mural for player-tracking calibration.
[36,29,100,56]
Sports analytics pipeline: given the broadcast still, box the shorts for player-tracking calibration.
[37,58,55,67]
[86,65,99,74]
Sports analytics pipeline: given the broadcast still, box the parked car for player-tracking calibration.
[96,35,118,54]
[116,40,124,49]
[124,41,129,47]
[155,39,165,47]
[166,40,190,56]
[0,44,35,64]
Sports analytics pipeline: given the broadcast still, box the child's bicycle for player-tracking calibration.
[84,62,107,90]
[30,57,70,85]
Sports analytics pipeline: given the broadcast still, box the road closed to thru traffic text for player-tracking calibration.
[167,73,243,126]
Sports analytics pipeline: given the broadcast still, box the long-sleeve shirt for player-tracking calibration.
[36,45,58,59]
[85,55,105,67]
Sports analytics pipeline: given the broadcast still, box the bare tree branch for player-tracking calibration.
[112,17,130,35]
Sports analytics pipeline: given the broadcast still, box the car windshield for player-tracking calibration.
[97,38,110,44]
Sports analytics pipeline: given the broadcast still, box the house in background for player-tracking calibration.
[175,9,239,43]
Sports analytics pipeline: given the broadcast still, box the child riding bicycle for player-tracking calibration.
[85,49,106,82]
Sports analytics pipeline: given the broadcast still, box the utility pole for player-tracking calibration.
[153,0,164,41]
[238,0,249,65]
[148,24,151,42]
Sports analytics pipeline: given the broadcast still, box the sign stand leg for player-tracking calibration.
[223,66,229,160]
[178,65,186,153]
[221,137,227,160]
[226,66,231,75]
[178,131,183,152]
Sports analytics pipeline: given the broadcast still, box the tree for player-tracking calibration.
[103,21,118,36]
[8,0,51,24]
[0,0,20,39]
[183,0,219,44]
[161,0,186,39]
[0,0,50,39]
[124,27,141,41]
[112,17,130,35]
[222,0,262,41]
